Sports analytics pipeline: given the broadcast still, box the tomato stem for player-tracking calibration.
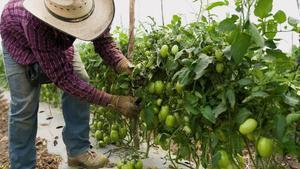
[243,136,258,169]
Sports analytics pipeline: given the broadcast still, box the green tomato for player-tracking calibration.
[160,45,169,58]
[215,50,224,61]
[119,127,127,139]
[159,105,169,121]
[110,130,119,143]
[126,161,135,169]
[183,116,190,124]
[92,123,98,129]
[156,98,163,106]
[154,81,164,95]
[91,126,96,133]
[121,164,134,169]
[171,45,179,55]
[218,150,230,168]
[165,115,176,128]
[111,124,118,130]
[148,82,155,94]
[134,160,143,169]
[103,136,110,144]
[95,130,103,140]
[239,118,258,135]
[98,140,106,147]
[96,121,103,129]
[226,163,238,169]
[176,35,182,42]
[117,161,124,169]
[216,63,224,73]
[257,137,273,157]
[166,82,173,94]
[146,41,152,48]
[183,125,192,135]
[153,106,160,114]
[175,82,184,93]
[145,51,151,56]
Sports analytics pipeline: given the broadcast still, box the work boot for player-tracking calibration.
[68,150,109,169]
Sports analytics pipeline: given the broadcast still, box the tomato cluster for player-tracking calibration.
[117,159,143,169]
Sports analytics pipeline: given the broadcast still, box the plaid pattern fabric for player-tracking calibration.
[0,0,125,105]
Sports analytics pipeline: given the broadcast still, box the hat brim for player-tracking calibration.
[23,0,115,41]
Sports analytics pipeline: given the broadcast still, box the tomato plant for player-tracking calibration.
[22,0,300,168]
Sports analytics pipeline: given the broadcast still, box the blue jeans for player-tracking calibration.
[2,46,91,169]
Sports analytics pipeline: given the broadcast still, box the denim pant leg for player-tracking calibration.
[2,47,40,169]
[62,48,91,157]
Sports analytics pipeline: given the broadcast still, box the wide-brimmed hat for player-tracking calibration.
[23,0,115,41]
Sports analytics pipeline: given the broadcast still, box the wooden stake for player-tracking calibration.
[128,0,135,59]
[128,0,139,149]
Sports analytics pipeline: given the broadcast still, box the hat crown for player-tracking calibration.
[49,0,85,8]
[45,0,94,22]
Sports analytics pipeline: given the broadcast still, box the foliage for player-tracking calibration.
[1,1,300,168]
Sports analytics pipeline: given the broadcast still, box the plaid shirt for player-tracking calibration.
[0,0,125,106]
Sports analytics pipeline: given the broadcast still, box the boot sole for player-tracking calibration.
[68,160,104,169]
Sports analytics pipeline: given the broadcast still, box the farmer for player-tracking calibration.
[0,0,139,168]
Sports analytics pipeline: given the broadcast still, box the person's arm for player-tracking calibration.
[23,19,111,106]
[92,29,132,74]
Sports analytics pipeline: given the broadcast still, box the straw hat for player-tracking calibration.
[23,0,115,41]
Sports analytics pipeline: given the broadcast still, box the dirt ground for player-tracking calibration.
[0,91,62,169]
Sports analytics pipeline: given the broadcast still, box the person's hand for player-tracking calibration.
[107,95,139,118]
[116,58,134,75]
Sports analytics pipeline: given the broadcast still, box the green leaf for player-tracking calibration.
[175,50,184,60]
[184,92,200,115]
[242,91,269,103]
[286,113,300,125]
[218,15,239,32]
[281,140,300,157]
[288,17,300,27]
[237,78,253,86]
[206,0,229,10]
[119,83,129,89]
[184,92,199,105]
[201,106,216,123]
[274,10,287,23]
[172,67,192,86]
[193,54,213,80]
[145,105,154,129]
[235,108,252,125]
[226,88,236,109]
[165,57,179,72]
[254,0,273,19]
[177,145,190,159]
[213,102,227,119]
[265,20,278,39]
[283,94,299,107]
[231,32,252,64]
[266,49,287,58]
[247,23,265,48]
[274,115,286,141]
[157,133,170,150]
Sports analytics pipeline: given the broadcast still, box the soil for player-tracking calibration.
[0,91,62,169]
